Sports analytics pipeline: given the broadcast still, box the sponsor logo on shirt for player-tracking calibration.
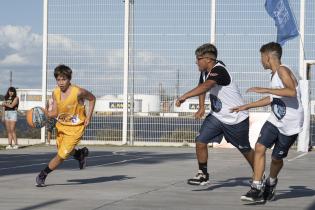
[210,94,222,112]
[271,98,286,120]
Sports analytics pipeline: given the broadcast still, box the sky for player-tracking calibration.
[0,0,313,101]
[0,0,43,94]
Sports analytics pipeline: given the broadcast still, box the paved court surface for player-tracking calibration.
[0,146,314,210]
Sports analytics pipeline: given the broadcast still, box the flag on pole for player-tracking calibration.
[265,0,299,46]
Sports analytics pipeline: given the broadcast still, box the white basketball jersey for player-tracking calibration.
[267,67,304,135]
[204,62,248,125]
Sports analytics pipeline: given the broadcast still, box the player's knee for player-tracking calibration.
[255,143,266,154]
[196,141,207,148]
[272,153,287,160]
[57,153,67,161]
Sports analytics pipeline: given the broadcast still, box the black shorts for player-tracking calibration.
[257,121,298,160]
[46,118,57,132]
[195,114,251,153]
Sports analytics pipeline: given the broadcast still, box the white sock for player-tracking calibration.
[252,180,263,190]
[269,177,277,185]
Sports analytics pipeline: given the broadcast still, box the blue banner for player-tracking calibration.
[265,0,299,45]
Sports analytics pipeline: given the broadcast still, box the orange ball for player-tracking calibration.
[26,107,47,128]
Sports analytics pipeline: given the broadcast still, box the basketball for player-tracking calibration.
[26,107,47,128]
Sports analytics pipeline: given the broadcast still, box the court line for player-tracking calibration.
[0,153,147,171]
[287,152,308,162]
[88,156,151,168]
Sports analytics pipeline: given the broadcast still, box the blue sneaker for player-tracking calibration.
[36,171,47,187]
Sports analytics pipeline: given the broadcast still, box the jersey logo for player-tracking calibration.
[210,94,222,112]
[57,113,82,125]
[271,98,286,120]
[208,73,218,77]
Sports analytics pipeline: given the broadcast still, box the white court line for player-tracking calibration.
[89,156,151,168]
[0,152,146,171]
[287,152,308,162]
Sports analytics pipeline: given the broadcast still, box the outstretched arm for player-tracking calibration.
[247,66,297,97]
[176,80,216,107]
[231,96,271,113]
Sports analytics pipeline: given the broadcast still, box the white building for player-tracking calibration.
[94,95,142,113]
[17,89,52,111]
[172,98,210,113]
[95,94,160,113]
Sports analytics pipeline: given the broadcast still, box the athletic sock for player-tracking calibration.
[43,166,53,175]
[198,162,208,175]
[252,180,263,190]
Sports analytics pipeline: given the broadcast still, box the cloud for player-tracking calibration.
[49,34,80,50]
[0,25,42,66]
[0,53,28,65]
[0,25,42,93]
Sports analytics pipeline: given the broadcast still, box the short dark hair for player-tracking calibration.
[195,43,218,58]
[54,64,72,80]
[4,87,17,100]
[260,42,282,60]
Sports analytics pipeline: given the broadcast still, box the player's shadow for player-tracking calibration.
[192,177,250,192]
[273,186,315,201]
[48,175,134,186]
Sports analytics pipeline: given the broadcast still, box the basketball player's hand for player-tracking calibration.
[230,105,248,113]
[247,87,267,94]
[84,117,91,127]
[175,96,186,107]
[195,107,205,119]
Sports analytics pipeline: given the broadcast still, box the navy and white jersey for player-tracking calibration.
[199,61,248,125]
[267,66,304,135]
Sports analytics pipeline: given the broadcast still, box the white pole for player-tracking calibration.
[297,0,309,152]
[210,0,216,44]
[41,0,48,143]
[122,0,130,145]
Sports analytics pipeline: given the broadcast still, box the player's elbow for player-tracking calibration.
[288,89,297,97]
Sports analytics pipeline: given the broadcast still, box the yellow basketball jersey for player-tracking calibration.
[53,85,86,136]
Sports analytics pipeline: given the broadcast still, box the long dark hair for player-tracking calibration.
[4,87,17,101]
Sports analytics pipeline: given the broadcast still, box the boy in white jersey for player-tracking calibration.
[176,43,255,185]
[232,42,304,203]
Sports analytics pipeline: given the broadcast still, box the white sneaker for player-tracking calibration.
[12,145,19,149]
[187,170,210,186]
[6,145,13,150]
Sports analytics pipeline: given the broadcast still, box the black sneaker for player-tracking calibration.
[241,186,265,203]
[78,147,89,170]
[263,178,278,201]
[187,170,210,186]
[36,171,47,187]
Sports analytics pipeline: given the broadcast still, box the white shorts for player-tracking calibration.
[5,111,17,121]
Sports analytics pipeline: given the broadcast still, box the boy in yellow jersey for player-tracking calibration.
[36,64,96,187]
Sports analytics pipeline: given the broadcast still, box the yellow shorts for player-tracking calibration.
[56,132,83,159]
